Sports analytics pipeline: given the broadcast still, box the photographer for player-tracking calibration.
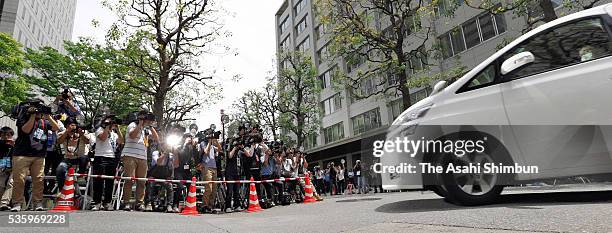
[121,110,159,211]
[0,127,15,210]
[91,115,124,211]
[11,99,60,212]
[199,125,221,213]
[147,142,175,213]
[53,88,82,118]
[56,117,90,192]
[225,136,245,213]
[260,143,275,207]
[173,133,198,213]
[243,130,267,203]
[43,114,65,195]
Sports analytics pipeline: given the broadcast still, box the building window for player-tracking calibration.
[296,15,308,35]
[404,15,422,37]
[279,16,289,34]
[319,66,335,89]
[317,43,330,62]
[294,0,306,15]
[321,93,342,116]
[297,37,310,52]
[324,122,344,144]
[304,133,317,150]
[316,24,326,41]
[280,36,290,51]
[346,48,367,73]
[410,87,431,104]
[438,12,506,59]
[389,99,403,121]
[351,108,381,135]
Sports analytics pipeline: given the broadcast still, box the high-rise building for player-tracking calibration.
[0,0,77,129]
[0,0,77,53]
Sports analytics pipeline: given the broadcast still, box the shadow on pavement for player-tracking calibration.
[375,190,612,213]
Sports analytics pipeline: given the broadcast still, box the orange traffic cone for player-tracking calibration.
[49,167,76,212]
[246,177,262,213]
[180,177,200,216]
[303,174,316,203]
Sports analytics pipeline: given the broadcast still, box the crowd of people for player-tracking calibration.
[0,91,382,214]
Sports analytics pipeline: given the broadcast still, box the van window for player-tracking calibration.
[501,17,612,80]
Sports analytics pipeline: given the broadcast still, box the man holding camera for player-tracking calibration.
[174,133,198,213]
[121,110,159,211]
[225,136,246,212]
[199,126,221,213]
[91,115,124,211]
[55,117,90,192]
[0,127,15,210]
[53,88,82,118]
[11,100,60,211]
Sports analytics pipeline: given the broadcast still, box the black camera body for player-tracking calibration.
[101,114,123,128]
[10,100,52,120]
[62,87,70,100]
[143,113,156,121]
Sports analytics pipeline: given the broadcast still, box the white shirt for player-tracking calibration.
[122,122,148,160]
[95,127,118,158]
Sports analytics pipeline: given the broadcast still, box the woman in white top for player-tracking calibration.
[336,165,345,195]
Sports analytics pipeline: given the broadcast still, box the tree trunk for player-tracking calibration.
[539,0,558,22]
[398,55,411,111]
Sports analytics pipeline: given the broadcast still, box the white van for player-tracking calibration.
[382,3,612,205]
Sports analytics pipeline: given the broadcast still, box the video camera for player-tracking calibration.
[10,99,52,120]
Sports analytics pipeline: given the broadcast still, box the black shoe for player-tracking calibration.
[136,203,145,212]
[121,204,132,211]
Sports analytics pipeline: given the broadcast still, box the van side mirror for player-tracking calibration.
[430,81,447,96]
[500,51,535,75]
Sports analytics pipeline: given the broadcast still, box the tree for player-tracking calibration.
[316,0,440,111]
[104,0,227,129]
[277,51,321,148]
[464,0,607,32]
[163,80,221,131]
[25,39,145,125]
[0,32,30,115]
[231,78,281,141]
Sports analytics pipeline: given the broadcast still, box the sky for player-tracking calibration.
[71,0,284,130]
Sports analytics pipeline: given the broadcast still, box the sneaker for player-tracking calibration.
[91,204,101,211]
[145,204,153,212]
[10,204,21,212]
[136,203,145,212]
[103,203,113,211]
[122,203,132,211]
[166,205,173,213]
[225,208,233,213]
[234,206,244,212]
[173,207,180,213]
[0,203,9,211]
[34,202,44,211]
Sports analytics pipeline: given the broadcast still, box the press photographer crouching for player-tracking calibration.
[10,99,60,211]
[147,142,175,213]
[0,127,15,210]
[56,117,90,193]
[91,115,124,211]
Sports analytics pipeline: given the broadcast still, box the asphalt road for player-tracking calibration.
[1,184,612,233]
